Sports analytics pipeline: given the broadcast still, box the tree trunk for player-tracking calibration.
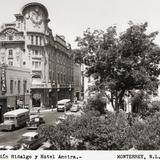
[118,89,125,110]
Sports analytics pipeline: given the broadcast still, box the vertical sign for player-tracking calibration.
[1,66,6,95]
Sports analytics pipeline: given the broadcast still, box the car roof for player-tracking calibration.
[58,99,71,104]
[4,109,29,117]
[30,115,39,118]
[22,132,38,137]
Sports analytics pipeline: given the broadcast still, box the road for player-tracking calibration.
[0,110,64,146]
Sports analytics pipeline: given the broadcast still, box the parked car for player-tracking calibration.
[70,103,80,112]
[57,99,72,112]
[17,132,45,150]
[27,115,45,130]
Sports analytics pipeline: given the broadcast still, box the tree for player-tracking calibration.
[76,22,160,111]
[86,92,106,114]
[72,49,85,64]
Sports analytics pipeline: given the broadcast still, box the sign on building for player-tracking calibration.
[1,66,6,95]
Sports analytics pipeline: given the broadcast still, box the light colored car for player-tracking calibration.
[70,103,80,112]
[57,99,72,112]
[17,132,45,150]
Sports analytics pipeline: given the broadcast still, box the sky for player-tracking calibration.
[0,0,160,48]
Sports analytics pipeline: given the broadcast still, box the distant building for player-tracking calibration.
[73,63,81,100]
[0,2,74,110]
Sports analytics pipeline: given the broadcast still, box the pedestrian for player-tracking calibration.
[37,108,40,114]
[51,105,54,111]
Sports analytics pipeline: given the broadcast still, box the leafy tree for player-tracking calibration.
[76,22,160,111]
[72,49,85,64]
[86,92,106,114]
[131,90,149,116]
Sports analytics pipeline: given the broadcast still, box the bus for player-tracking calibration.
[57,99,72,112]
[0,109,29,131]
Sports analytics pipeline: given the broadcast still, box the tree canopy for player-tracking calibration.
[75,22,160,111]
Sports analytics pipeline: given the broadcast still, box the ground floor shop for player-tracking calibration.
[31,88,49,108]
[32,87,74,109]
[0,98,7,123]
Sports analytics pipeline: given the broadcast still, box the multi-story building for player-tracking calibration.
[48,35,74,107]
[0,64,31,122]
[0,2,74,109]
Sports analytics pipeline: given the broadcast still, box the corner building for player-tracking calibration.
[0,2,74,109]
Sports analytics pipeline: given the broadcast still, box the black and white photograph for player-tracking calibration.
[0,0,160,159]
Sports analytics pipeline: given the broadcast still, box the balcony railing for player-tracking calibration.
[0,36,25,42]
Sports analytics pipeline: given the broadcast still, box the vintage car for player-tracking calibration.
[57,99,72,112]
[17,132,45,150]
[27,115,45,130]
[70,102,80,112]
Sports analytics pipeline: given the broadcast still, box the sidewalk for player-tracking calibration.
[30,107,56,114]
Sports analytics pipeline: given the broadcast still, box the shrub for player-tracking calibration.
[86,93,106,114]
[38,104,160,150]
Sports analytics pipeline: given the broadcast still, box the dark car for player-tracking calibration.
[27,115,45,130]
[17,132,45,150]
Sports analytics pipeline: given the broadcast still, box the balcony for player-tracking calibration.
[32,55,42,60]
[31,79,52,89]
[0,36,25,44]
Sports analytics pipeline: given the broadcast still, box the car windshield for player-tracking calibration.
[21,136,32,141]
[58,104,65,105]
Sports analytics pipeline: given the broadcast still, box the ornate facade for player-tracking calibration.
[0,2,74,109]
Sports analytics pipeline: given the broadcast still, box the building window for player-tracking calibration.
[8,49,13,58]
[10,80,13,94]
[8,61,13,66]
[61,73,63,84]
[18,80,20,94]
[16,56,19,61]
[23,80,27,93]
[58,73,60,84]
[39,62,41,67]
[1,57,4,63]
[31,35,34,45]
[40,37,42,46]
[35,61,39,68]
[35,50,38,56]
[36,36,38,45]
[23,61,26,65]
[64,75,65,83]
[9,36,13,40]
